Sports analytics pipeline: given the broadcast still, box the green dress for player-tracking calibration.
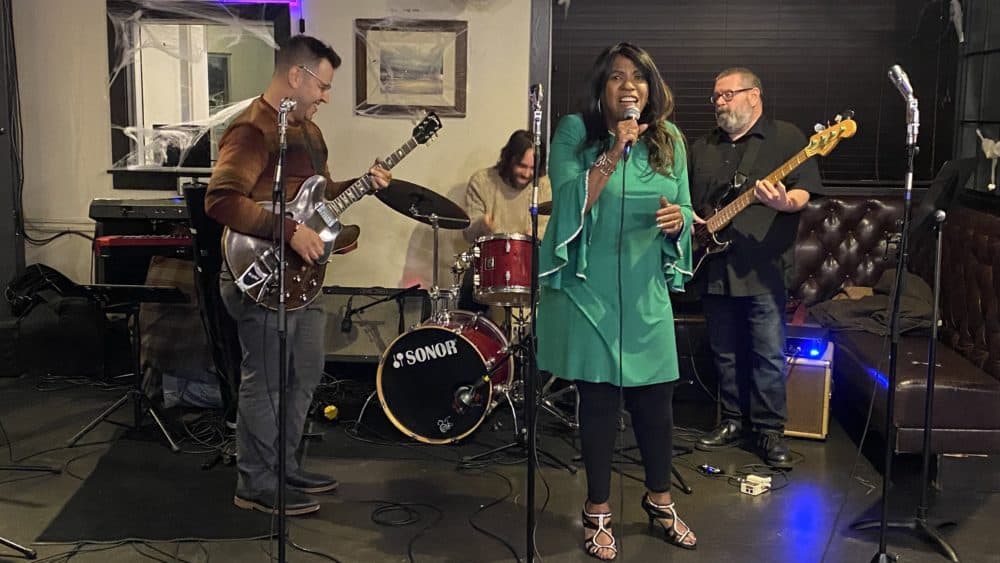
[537,114,693,386]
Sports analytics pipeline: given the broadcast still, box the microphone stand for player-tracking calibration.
[852,209,959,562]
[272,98,294,563]
[525,83,543,563]
[851,74,919,563]
[342,285,421,331]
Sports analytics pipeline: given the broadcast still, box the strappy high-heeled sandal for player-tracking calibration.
[640,493,697,550]
[581,508,618,560]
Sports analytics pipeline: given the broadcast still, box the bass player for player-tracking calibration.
[689,67,822,469]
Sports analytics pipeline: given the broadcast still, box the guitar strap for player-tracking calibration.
[733,134,763,194]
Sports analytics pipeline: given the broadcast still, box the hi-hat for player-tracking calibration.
[375,179,470,230]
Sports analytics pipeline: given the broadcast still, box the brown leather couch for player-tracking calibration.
[677,193,1000,455]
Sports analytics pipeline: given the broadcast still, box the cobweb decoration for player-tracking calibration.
[107,0,279,168]
[976,129,999,192]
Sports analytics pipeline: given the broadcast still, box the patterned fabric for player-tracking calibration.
[139,256,213,375]
[205,96,346,239]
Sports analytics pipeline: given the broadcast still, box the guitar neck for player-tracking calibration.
[324,137,419,216]
[705,147,811,233]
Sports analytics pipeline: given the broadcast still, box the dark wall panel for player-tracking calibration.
[955,0,1000,193]
[0,0,24,302]
[551,0,959,186]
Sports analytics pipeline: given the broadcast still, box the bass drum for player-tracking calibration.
[376,311,512,444]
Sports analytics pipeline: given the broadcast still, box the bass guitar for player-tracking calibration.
[223,112,442,310]
[691,113,857,275]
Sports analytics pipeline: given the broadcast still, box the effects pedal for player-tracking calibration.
[740,474,772,496]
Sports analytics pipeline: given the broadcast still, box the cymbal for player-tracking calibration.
[538,201,553,215]
[375,179,470,230]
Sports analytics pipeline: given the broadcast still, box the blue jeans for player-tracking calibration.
[220,274,326,495]
[702,293,787,433]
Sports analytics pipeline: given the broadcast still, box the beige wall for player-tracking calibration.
[13,0,532,290]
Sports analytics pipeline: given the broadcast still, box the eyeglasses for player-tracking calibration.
[709,87,755,104]
[298,65,331,92]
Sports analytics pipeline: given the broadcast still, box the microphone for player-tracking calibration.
[279,97,297,112]
[530,84,544,213]
[340,296,355,333]
[622,106,641,161]
[888,64,920,146]
[887,65,913,100]
[454,376,491,412]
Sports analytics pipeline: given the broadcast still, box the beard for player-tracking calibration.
[716,106,753,134]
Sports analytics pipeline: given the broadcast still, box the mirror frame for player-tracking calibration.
[106,0,291,189]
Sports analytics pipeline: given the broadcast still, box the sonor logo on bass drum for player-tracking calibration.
[392,339,460,368]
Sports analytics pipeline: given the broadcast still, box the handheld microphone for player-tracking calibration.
[622,106,641,161]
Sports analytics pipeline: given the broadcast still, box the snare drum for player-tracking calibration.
[376,310,512,444]
[473,233,534,307]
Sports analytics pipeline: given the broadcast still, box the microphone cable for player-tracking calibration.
[614,136,629,559]
[341,294,355,332]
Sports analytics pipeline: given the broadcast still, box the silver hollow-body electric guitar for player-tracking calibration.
[223,113,442,310]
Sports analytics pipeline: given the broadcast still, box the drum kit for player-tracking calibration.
[355,179,574,446]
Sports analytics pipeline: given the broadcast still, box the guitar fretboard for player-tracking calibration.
[324,138,419,216]
[705,149,810,234]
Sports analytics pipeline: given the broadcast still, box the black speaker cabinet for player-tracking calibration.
[784,342,833,440]
[321,286,431,363]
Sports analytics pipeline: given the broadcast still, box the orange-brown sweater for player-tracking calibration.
[205,96,348,239]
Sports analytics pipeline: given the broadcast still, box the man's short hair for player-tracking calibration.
[716,67,763,98]
[275,34,341,73]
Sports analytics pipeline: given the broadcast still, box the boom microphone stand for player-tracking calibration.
[850,65,920,563]
[272,97,295,563]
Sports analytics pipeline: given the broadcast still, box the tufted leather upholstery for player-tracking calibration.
[822,199,1000,454]
[674,194,1000,455]
[913,205,1000,381]
[791,196,904,305]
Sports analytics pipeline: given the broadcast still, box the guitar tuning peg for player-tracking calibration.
[814,123,825,133]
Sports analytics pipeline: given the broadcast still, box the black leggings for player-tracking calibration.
[576,380,675,504]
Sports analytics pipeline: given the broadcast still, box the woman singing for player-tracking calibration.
[536,42,697,559]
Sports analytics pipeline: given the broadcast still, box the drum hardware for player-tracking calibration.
[539,374,579,430]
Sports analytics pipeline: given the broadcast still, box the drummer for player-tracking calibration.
[458,130,551,313]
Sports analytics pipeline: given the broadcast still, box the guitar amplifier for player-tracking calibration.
[321,286,431,363]
[784,341,833,440]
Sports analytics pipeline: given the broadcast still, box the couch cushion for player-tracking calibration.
[832,330,1000,435]
[792,197,904,305]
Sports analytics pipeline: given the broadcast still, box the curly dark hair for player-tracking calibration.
[579,42,679,176]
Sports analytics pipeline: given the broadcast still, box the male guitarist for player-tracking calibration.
[689,68,822,469]
[206,34,391,515]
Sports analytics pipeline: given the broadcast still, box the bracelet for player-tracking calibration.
[593,152,616,176]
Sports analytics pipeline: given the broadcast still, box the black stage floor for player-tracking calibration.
[1,368,999,563]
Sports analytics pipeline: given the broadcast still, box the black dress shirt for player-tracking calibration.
[689,116,823,297]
